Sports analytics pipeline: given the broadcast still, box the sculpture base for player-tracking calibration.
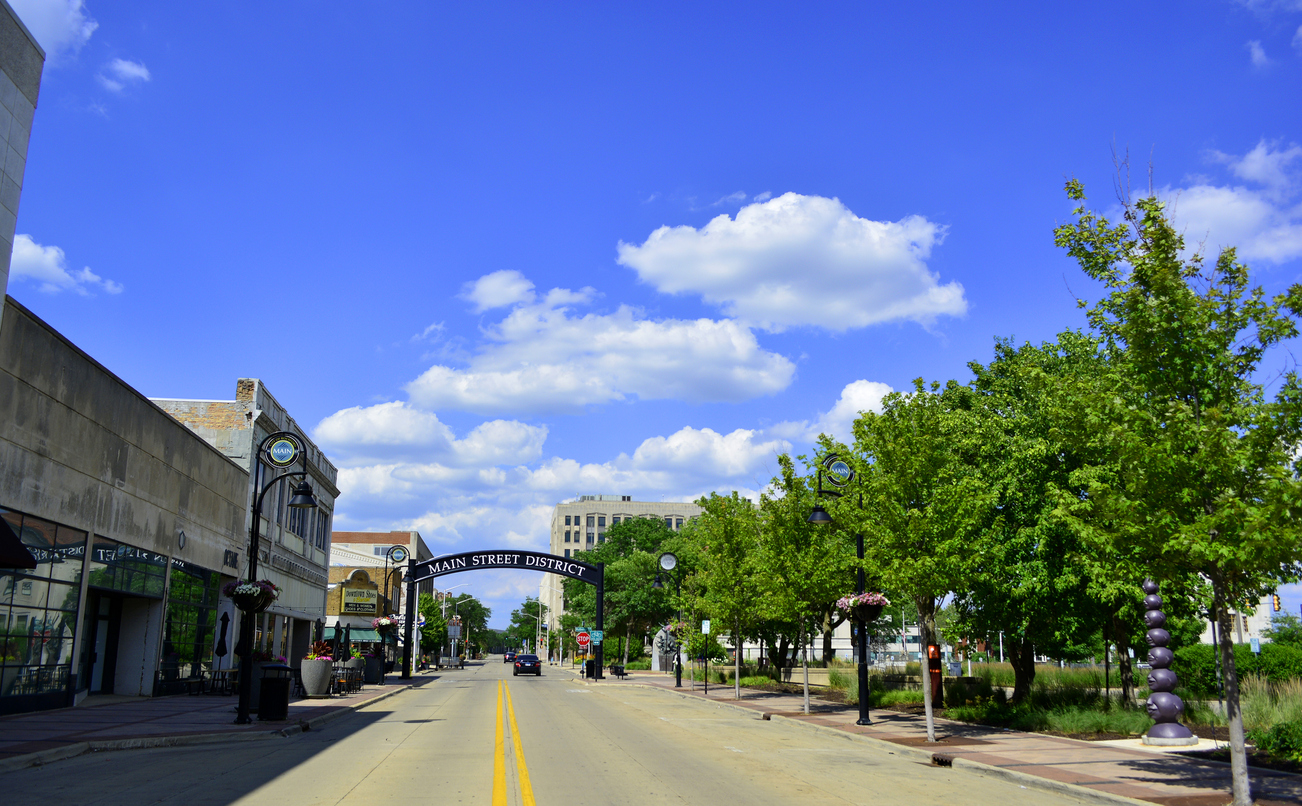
[1143,734,1199,746]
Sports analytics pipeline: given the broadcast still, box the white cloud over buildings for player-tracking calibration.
[8,0,96,62]
[10,234,122,295]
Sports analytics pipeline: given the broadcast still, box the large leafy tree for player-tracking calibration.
[954,334,1106,702]
[693,491,764,699]
[848,379,995,741]
[416,593,448,655]
[506,597,547,652]
[1053,179,1302,805]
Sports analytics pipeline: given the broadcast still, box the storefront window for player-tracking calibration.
[87,537,167,598]
[156,559,220,693]
[0,509,87,712]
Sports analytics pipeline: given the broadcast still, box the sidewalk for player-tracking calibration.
[0,670,441,772]
[610,670,1302,806]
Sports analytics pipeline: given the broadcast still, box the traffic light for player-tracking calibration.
[1274,594,1282,612]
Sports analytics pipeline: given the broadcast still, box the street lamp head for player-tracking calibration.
[652,574,663,590]
[658,552,677,572]
[288,481,318,509]
[807,504,834,527]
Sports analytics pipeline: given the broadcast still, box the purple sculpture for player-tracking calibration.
[1141,579,1197,746]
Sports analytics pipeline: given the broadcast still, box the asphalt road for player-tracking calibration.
[0,658,1098,805]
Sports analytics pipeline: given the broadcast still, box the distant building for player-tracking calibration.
[154,380,340,669]
[538,495,701,627]
[329,531,437,622]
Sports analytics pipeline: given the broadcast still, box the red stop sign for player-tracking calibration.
[576,631,591,647]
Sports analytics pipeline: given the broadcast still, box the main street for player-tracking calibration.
[0,660,1096,806]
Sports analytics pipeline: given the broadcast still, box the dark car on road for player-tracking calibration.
[513,654,541,676]
[503,651,516,663]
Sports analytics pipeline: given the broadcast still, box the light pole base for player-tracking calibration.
[855,718,872,726]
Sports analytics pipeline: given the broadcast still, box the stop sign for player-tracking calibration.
[576,631,591,647]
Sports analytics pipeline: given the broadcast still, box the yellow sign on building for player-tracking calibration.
[342,588,378,614]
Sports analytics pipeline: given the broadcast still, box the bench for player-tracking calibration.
[609,665,628,680]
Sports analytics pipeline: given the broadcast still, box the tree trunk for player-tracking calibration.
[623,626,630,665]
[822,607,835,664]
[918,597,937,742]
[1006,638,1036,704]
[1111,612,1135,706]
[801,623,810,715]
[776,635,792,671]
[734,616,742,700]
[1214,581,1253,806]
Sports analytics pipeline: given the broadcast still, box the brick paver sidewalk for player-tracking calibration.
[612,670,1302,806]
[0,670,441,769]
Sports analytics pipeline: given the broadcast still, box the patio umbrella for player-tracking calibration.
[214,612,230,670]
[332,622,342,660]
[342,624,352,658]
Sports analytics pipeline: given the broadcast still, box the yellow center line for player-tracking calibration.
[493,680,507,806]
[504,681,536,806]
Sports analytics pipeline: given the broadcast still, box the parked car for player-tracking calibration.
[513,654,542,676]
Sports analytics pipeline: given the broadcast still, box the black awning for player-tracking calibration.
[0,517,37,569]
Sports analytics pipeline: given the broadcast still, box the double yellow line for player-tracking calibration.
[493,679,535,806]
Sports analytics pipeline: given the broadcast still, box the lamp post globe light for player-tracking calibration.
[235,432,318,725]
[652,552,683,688]
[807,453,872,727]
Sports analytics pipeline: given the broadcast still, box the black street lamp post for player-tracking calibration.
[653,552,683,688]
[235,432,318,725]
[808,454,872,726]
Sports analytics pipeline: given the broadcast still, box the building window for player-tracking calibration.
[586,516,595,527]
[675,519,683,529]
[373,546,386,555]
[587,532,594,543]
[597,533,605,543]
[565,515,571,526]
[611,516,620,525]
[665,518,673,529]
[597,516,606,527]
[156,560,220,694]
[564,531,570,542]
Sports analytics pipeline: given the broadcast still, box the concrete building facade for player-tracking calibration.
[154,381,340,669]
[0,0,40,330]
[0,298,251,713]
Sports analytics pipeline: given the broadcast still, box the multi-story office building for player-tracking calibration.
[537,495,701,626]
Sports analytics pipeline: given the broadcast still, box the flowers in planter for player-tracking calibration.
[372,615,397,630]
[305,641,333,661]
[836,592,891,612]
[248,650,287,664]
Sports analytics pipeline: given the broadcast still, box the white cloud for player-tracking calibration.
[768,379,893,443]
[405,284,795,414]
[314,401,545,466]
[753,191,772,203]
[1247,40,1271,67]
[460,269,536,312]
[1162,140,1302,264]
[1293,24,1302,52]
[8,0,96,62]
[96,58,150,92]
[9,234,122,295]
[617,192,965,332]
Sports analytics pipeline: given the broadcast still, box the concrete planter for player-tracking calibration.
[301,659,332,697]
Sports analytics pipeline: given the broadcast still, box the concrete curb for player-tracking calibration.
[616,683,1153,806]
[0,675,438,774]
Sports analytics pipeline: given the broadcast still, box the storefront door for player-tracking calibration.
[84,592,122,694]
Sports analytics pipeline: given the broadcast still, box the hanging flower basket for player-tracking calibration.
[837,592,890,623]
[222,579,280,613]
[372,615,398,636]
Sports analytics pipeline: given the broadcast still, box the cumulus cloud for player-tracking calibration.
[1294,24,1302,52]
[8,0,96,62]
[1247,40,1272,67]
[96,58,150,92]
[314,401,546,466]
[768,379,894,443]
[617,192,965,332]
[9,234,122,295]
[1161,140,1302,264]
[460,269,536,312]
[405,281,795,414]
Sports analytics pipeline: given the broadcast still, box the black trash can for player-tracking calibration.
[259,664,292,721]
[584,660,596,678]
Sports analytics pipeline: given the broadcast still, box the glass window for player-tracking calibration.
[564,549,570,558]
[587,532,594,543]
[586,516,594,527]
[565,516,571,526]
[0,509,87,705]
[675,519,683,529]
[156,559,220,693]
[87,537,166,598]
[665,518,673,528]
[597,516,606,527]
[564,531,570,542]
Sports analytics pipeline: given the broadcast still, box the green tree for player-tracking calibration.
[1264,613,1302,648]
[848,379,995,741]
[446,593,489,656]
[694,491,764,698]
[416,593,447,656]
[1053,179,1302,805]
[506,597,547,653]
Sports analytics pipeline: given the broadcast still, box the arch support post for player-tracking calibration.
[594,562,604,680]
[401,557,416,679]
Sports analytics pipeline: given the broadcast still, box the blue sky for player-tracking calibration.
[7,1,1302,627]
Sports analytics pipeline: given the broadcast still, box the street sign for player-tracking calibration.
[388,545,408,563]
[701,620,710,633]
[264,434,303,468]
[1251,637,1261,654]
[576,631,591,647]
[591,630,603,644]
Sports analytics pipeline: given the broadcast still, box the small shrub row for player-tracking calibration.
[1174,643,1302,695]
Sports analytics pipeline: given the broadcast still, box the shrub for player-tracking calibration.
[625,659,651,670]
[1248,721,1302,763]
[1175,643,1302,695]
